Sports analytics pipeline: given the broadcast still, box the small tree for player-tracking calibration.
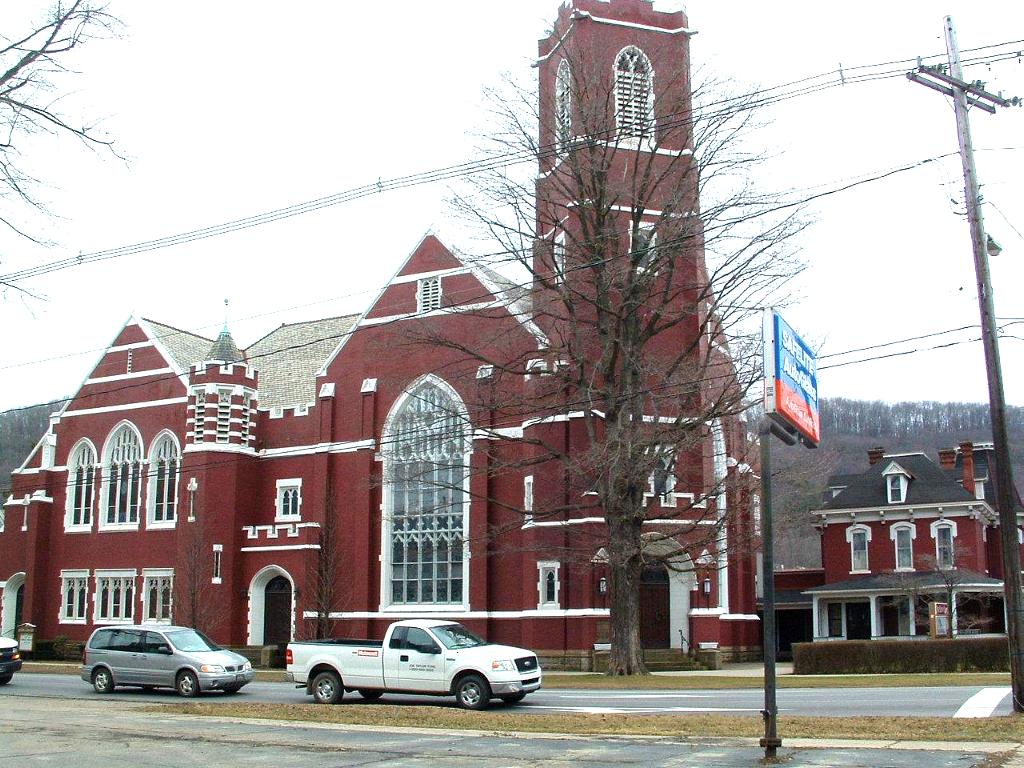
[306,486,347,640]
[173,513,219,635]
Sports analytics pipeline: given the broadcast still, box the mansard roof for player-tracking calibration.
[245,315,359,409]
[141,319,214,372]
[821,452,976,511]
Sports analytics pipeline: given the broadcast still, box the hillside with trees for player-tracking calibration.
[773,398,1024,569]
[0,402,63,496]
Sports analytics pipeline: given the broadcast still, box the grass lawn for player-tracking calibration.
[152,701,1024,743]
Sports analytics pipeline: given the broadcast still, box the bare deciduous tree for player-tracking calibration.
[174,514,219,635]
[403,37,805,674]
[1,1,118,251]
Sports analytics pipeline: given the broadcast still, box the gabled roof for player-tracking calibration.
[821,452,977,510]
[142,319,214,372]
[246,315,359,409]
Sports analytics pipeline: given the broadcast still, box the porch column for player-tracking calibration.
[908,596,916,636]
[951,589,958,637]
[811,596,820,641]
[869,595,879,639]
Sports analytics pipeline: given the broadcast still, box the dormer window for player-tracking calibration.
[881,461,910,504]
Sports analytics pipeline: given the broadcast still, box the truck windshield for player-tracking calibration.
[165,629,222,652]
[433,624,488,649]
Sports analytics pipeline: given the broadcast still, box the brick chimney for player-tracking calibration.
[959,441,976,496]
[938,448,957,470]
[867,446,885,466]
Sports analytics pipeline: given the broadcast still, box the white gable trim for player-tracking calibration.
[881,461,910,477]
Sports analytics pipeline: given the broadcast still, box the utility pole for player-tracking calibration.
[909,16,1024,713]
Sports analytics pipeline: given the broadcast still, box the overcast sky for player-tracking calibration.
[1,0,1022,415]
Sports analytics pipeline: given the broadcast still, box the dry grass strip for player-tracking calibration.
[152,701,1024,743]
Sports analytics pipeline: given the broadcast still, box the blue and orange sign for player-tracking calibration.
[763,310,819,446]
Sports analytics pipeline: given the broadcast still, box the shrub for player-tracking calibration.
[51,635,84,661]
[792,637,1008,674]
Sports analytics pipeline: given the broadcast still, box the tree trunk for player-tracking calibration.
[606,515,647,675]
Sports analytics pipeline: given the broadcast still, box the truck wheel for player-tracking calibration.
[357,689,383,701]
[312,671,344,705]
[500,692,527,704]
[0,674,12,686]
[455,674,491,710]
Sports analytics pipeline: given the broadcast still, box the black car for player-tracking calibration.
[0,637,22,684]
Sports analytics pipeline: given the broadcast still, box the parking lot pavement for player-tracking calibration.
[1,697,1017,768]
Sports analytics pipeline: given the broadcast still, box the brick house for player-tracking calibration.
[0,0,761,666]
[802,442,1020,642]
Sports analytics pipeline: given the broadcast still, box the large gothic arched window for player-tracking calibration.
[384,378,469,606]
[148,432,180,526]
[614,46,654,141]
[66,440,96,529]
[102,423,144,527]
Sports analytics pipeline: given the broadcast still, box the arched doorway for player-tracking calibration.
[1,573,26,639]
[247,566,294,646]
[640,565,670,648]
[264,576,292,645]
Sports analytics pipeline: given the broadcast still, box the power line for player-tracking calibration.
[1,43,1020,285]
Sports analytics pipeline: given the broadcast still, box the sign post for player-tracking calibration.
[760,309,819,759]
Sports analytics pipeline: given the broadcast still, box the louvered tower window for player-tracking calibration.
[216,388,232,443]
[615,46,654,141]
[193,390,206,443]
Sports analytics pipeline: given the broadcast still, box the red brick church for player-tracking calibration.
[1,0,761,666]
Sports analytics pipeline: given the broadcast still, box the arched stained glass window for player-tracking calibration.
[614,46,654,140]
[149,433,180,525]
[66,441,96,528]
[104,424,143,526]
[386,380,469,606]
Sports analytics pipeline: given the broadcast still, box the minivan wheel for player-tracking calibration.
[455,674,491,710]
[176,670,200,698]
[312,671,343,705]
[92,668,115,694]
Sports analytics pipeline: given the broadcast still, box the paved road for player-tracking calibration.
[0,696,1012,768]
[1,672,1012,718]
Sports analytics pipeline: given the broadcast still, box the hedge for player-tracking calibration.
[792,637,1008,674]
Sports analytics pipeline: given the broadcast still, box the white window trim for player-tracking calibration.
[379,374,471,611]
[930,519,958,570]
[845,524,872,574]
[613,45,656,148]
[553,230,566,285]
[631,223,659,274]
[141,568,174,624]
[93,569,137,624]
[98,422,145,532]
[59,569,90,624]
[537,560,561,610]
[644,446,677,508]
[523,475,534,524]
[64,438,97,532]
[146,431,180,529]
[890,523,917,571]
[417,276,442,313]
[275,478,303,522]
[886,474,908,504]
[212,544,223,584]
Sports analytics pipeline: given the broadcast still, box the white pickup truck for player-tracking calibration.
[286,619,542,709]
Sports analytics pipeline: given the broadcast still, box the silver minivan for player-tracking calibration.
[81,624,254,697]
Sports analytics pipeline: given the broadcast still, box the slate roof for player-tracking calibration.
[207,327,245,363]
[475,263,533,317]
[803,569,1002,594]
[142,319,214,372]
[245,315,359,409]
[821,452,977,510]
